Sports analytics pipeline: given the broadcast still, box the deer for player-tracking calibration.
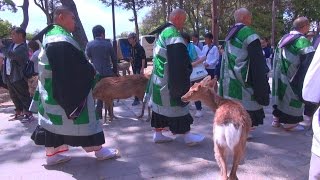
[117,60,131,76]
[92,74,151,123]
[181,76,252,180]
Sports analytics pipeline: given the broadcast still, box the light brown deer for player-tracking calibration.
[181,76,252,180]
[92,74,151,123]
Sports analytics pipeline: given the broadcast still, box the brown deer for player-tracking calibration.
[181,76,252,180]
[92,74,151,123]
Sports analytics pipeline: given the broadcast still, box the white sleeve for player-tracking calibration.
[200,45,207,58]
[302,46,320,103]
[194,45,202,57]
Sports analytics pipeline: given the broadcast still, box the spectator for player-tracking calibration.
[201,32,220,79]
[272,17,316,131]
[260,37,273,72]
[0,27,33,122]
[147,8,205,145]
[306,31,315,41]
[0,49,6,89]
[127,32,146,106]
[302,44,320,180]
[214,45,224,80]
[312,25,320,49]
[192,33,203,50]
[86,25,117,119]
[181,32,205,118]
[30,6,119,166]
[27,40,40,97]
[219,8,270,138]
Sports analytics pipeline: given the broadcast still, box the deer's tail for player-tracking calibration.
[214,123,242,150]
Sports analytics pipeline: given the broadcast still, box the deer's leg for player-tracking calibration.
[138,102,145,119]
[103,102,107,124]
[146,106,151,122]
[105,101,113,122]
[214,142,228,180]
[229,141,246,180]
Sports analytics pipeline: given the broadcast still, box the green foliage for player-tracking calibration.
[0,0,17,12]
[26,33,34,40]
[117,31,130,38]
[0,19,13,39]
[139,0,285,42]
[99,0,152,11]
[290,0,320,21]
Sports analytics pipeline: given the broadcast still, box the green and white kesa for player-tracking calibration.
[220,26,263,111]
[29,25,102,136]
[272,33,315,117]
[150,25,189,117]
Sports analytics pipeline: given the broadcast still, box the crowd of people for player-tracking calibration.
[0,5,319,179]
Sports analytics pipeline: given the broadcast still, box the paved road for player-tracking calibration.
[0,96,312,180]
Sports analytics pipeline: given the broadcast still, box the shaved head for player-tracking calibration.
[169,8,187,30]
[169,8,186,21]
[53,6,72,22]
[53,5,76,32]
[293,17,309,30]
[234,8,252,25]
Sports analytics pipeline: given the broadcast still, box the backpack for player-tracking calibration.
[23,60,35,79]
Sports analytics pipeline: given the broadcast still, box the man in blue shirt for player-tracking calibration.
[85,25,118,119]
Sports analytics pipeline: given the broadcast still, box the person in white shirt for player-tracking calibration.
[303,45,320,180]
[200,33,220,79]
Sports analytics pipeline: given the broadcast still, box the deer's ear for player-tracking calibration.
[194,83,201,91]
[201,75,211,86]
[212,78,217,86]
[207,77,217,88]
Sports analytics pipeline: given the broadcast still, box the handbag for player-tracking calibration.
[190,63,208,82]
[23,60,35,79]
[190,44,214,82]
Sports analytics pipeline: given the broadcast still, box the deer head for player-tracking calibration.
[181,76,218,103]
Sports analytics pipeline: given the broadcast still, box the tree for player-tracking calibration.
[290,0,320,21]
[117,31,130,38]
[99,0,153,39]
[34,0,60,25]
[60,0,88,49]
[0,0,29,31]
[0,0,17,12]
[20,0,29,30]
[0,19,13,39]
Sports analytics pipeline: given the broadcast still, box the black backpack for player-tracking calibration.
[23,60,35,79]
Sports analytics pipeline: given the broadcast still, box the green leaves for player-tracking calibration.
[0,0,17,12]
[0,19,13,39]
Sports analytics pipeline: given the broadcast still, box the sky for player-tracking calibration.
[0,0,150,40]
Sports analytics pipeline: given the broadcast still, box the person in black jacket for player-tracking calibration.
[128,32,146,106]
[0,27,32,121]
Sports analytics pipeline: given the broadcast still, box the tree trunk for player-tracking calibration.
[211,0,219,45]
[60,0,88,50]
[34,0,53,25]
[132,0,139,40]
[179,0,183,9]
[167,0,172,21]
[161,0,167,23]
[20,0,29,31]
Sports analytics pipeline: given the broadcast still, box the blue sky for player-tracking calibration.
[0,0,150,40]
